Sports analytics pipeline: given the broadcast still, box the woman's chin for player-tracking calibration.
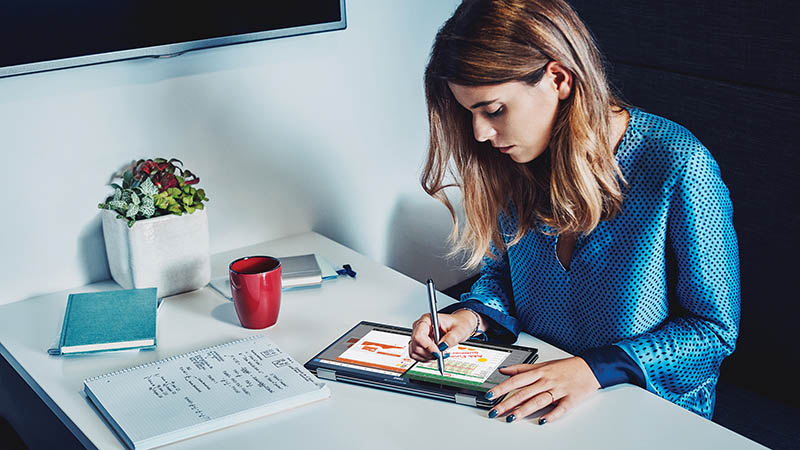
[508,152,533,164]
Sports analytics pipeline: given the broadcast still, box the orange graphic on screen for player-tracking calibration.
[336,330,416,373]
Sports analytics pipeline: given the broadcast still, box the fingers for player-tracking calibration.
[485,357,597,424]
[500,386,558,423]
[498,363,542,376]
[488,379,554,419]
[487,366,543,399]
[408,312,475,361]
[436,314,473,350]
[537,395,576,425]
[408,314,438,361]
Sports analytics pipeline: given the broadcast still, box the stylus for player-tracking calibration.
[426,279,445,376]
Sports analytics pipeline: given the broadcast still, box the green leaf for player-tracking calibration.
[140,197,155,217]
[196,189,206,199]
[108,200,127,210]
[195,203,205,210]
[131,191,140,205]
[110,183,123,191]
[123,171,133,189]
[126,204,139,218]
[185,206,195,214]
[182,195,193,206]
[127,219,135,228]
[139,177,158,196]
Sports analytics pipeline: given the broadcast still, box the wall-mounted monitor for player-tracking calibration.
[1,0,347,78]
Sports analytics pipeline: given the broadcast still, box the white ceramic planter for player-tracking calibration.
[101,208,211,297]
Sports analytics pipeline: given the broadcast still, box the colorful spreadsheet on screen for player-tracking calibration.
[406,343,509,386]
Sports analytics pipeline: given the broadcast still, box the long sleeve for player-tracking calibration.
[577,345,646,388]
[440,240,521,343]
[614,148,741,418]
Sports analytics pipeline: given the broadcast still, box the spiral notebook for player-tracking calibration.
[84,335,330,450]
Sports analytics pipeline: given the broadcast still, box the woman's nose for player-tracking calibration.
[473,116,496,143]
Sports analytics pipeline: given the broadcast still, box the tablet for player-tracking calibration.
[304,321,538,408]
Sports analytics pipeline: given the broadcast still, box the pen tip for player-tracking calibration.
[427,278,434,284]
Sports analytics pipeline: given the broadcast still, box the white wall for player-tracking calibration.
[0,0,474,305]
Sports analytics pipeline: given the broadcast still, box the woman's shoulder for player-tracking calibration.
[624,108,714,172]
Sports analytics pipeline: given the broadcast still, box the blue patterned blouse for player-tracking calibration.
[443,108,740,419]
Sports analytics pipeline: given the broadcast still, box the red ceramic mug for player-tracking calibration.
[229,256,282,329]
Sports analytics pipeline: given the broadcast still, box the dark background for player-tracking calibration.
[565,0,800,405]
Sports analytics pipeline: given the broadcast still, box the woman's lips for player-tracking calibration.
[497,145,514,153]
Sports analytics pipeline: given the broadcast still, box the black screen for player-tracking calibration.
[1,0,344,74]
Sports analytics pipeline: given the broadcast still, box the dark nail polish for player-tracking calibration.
[506,414,516,423]
[432,352,440,359]
[488,409,498,418]
[438,342,449,351]
[484,391,494,399]
[443,353,450,359]
[499,365,507,369]
[538,417,547,425]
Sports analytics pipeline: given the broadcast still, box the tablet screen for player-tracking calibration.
[309,322,535,393]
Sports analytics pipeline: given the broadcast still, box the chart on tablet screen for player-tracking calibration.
[407,344,509,386]
[335,330,416,373]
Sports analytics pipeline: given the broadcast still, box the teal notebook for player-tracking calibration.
[53,288,157,355]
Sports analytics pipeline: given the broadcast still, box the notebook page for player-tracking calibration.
[84,335,327,448]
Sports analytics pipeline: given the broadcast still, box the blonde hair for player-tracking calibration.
[422,0,627,268]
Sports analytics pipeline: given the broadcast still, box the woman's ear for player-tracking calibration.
[546,61,573,100]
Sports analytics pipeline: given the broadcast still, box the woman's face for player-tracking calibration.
[448,64,571,164]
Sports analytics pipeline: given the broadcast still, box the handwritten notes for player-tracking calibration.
[84,335,329,449]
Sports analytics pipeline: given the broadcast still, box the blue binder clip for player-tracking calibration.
[336,264,357,278]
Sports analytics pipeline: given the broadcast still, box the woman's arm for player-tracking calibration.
[439,240,521,343]
[486,148,740,424]
[615,148,741,418]
[408,239,520,360]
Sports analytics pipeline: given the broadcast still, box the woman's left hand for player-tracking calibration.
[486,357,600,424]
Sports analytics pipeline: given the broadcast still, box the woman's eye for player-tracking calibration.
[487,106,504,118]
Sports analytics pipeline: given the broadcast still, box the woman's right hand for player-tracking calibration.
[408,310,479,361]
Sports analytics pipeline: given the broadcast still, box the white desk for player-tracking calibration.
[0,232,764,449]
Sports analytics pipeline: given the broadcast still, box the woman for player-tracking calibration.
[408,0,740,424]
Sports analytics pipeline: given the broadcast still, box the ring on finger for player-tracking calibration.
[544,390,554,404]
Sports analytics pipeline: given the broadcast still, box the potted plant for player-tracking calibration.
[98,158,211,297]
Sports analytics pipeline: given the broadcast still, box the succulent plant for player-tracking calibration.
[99,158,209,227]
